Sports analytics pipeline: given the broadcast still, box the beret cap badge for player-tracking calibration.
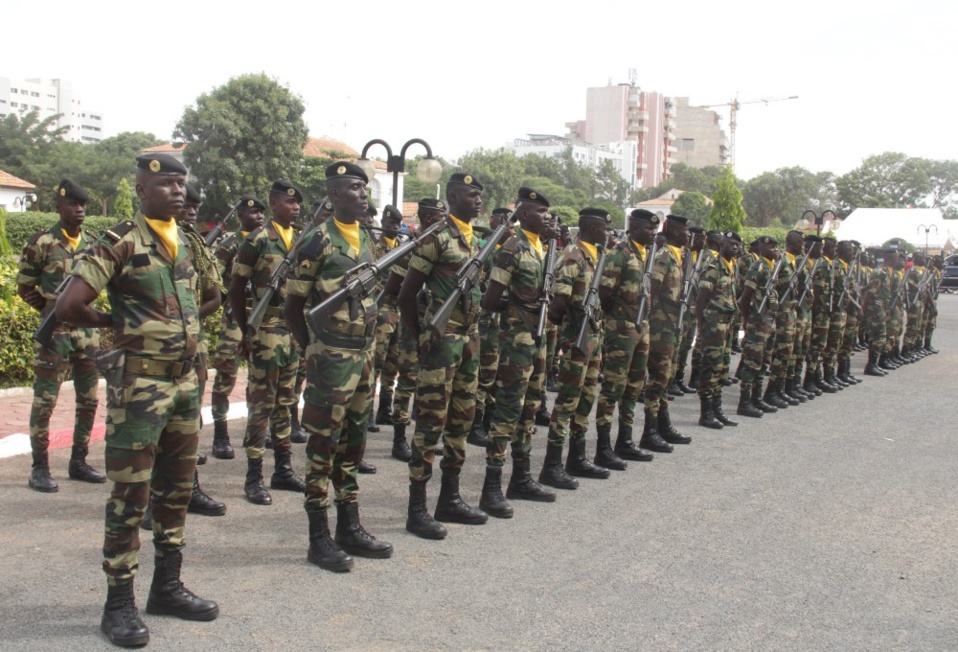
[247,199,254,207]
[529,192,537,200]
[59,188,66,196]
[148,160,161,173]
[287,188,295,196]
[437,201,445,209]
[463,175,473,185]
[337,165,346,175]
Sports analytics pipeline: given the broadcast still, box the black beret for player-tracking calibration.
[382,204,403,222]
[270,180,303,202]
[418,198,447,213]
[707,229,724,238]
[136,153,187,176]
[725,231,743,243]
[237,196,266,211]
[688,226,706,235]
[578,207,610,223]
[630,209,660,225]
[803,234,822,243]
[517,186,550,207]
[756,235,778,246]
[822,234,837,243]
[666,214,688,225]
[185,184,202,204]
[448,173,483,191]
[56,178,88,203]
[491,207,512,216]
[325,161,368,184]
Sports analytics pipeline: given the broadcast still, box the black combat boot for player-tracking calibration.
[365,412,379,433]
[814,368,839,393]
[507,456,556,502]
[788,375,811,401]
[864,350,886,376]
[538,442,579,489]
[145,552,219,621]
[244,457,272,505]
[101,580,149,647]
[841,359,861,384]
[211,420,234,459]
[68,444,106,483]
[803,367,823,396]
[687,365,701,390]
[358,459,377,474]
[535,403,551,427]
[270,450,306,493]
[675,370,694,394]
[924,336,938,354]
[698,394,723,429]
[775,379,800,406]
[406,482,448,539]
[593,425,627,470]
[196,451,207,465]
[667,379,685,397]
[546,371,559,393]
[290,404,308,443]
[731,333,743,353]
[764,381,790,409]
[737,384,763,418]
[307,509,354,571]
[334,501,394,558]
[467,407,488,447]
[566,438,611,478]
[478,466,514,518]
[391,422,412,462]
[826,365,848,388]
[188,470,226,516]
[752,380,778,413]
[639,408,673,453]
[28,451,58,493]
[375,392,393,425]
[878,352,897,371]
[657,404,692,444]
[892,344,906,365]
[614,424,654,461]
[712,393,738,426]
[434,472,488,524]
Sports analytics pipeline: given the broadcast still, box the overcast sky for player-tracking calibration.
[7,0,955,181]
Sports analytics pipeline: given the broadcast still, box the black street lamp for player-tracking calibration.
[12,192,38,213]
[356,138,442,208]
[917,223,938,255]
[800,209,833,236]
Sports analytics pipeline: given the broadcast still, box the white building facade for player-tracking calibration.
[510,134,638,192]
[0,77,105,143]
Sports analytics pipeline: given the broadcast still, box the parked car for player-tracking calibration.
[940,254,958,291]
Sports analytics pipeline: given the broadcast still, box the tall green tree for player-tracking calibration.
[836,152,931,214]
[114,177,134,219]
[0,109,66,175]
[708,166,747,232]
[454,148,525,213]
[670,191,711,226]
[174,74,308,218]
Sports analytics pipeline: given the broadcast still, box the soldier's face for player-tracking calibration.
[382,216,402,238]
[329,178,368,221]
[448,186,482,220]
[137,173,186,220]
[179,200,200,225]
[759,242,778,259]
[419,209,445,229]
[56,197,86,229]
[239,207,265,232]
[521,204,548,235]
[692,233,705,250]
[721,239,739,258]
[271,194,301,225]
[808,242,823,259]
[630,220,656,245]
[541,215,557,240]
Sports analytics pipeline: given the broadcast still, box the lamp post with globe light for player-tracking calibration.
[355,138,442,208]
[12,192,38,213]
[917,223,937,255]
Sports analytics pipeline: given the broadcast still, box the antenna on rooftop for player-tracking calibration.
[628,68,637,87]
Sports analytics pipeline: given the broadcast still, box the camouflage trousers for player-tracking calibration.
[923,301,937,338]
[595,319,647,430]
[103,367,200,584]
[884,308,904,354]
[903,303,924,349]
[864,307,887,356]
[486,321,546,468]
[211,318,242,423]
[644,308,680,417]
[840,310,860,363]
[391,321,420,426]
[807,309,830,372]
[790,310,811,376]
[769,306,797,382]
[409,325,479,483]
[672,311,697,382]
[548,326,602,446]
[475,309,501,411]
[244,325,299,459]
[302,341,373,511]
[373,303,400,410]
[739,312,775,386]
[29,327,99,454]
[694,313,732,398]
[823,310,847,367]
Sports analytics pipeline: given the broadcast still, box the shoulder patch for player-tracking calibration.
[104,220,136,244]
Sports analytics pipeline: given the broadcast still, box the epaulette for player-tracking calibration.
[297,228,327,262]
[245,225,264,241]
[104,220,136,243]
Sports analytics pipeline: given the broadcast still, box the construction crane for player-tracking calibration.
[693,95,798,171]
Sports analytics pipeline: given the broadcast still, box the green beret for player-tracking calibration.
[382,204,403,222]
[238,196,266,211]
[757,235,778,246]
[418,198,447,213]
[448,173,483,191]
[725,231,743,243]
[270,180,303,202]
[56,178,88,203]
[136,153,187,176]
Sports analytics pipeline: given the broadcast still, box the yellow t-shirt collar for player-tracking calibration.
[333,218,360,257]
[580,240,598,263]
[241,230,251,238]
[521,229,543,258]
[666,244,683,265]
[721,256,734,274]
[631,241,646,258]
[144,216,179,260]
[272,220,294,252]
[786,252,797,265]
[383,236,396,249]
[449,214,473,246]
[762,256,775,271]
[61,229,81,252]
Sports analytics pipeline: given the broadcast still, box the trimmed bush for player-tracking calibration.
[5,212,121,253]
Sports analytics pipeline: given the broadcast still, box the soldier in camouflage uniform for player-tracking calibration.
[689,229,724,391]
[641,215,692,448]
[478,188,556,517]
[399,173,489,540]
[837,241,864,384]
[882,253,908,369]
[229,180,307,505]
[284,161,392,573]
[538,207,613,490]
[820,238,850,388]
[922,256,941,354]
[57,154,220,647]
[593,209,660,465]
[736,236,781,418]
[671,226,707,396]
[764,231,805,409]
[790,235,822,401]
[372,206,405,427]
[862,247,896,376]
[17,179,104,492]
[210,196,266,459]
[805,236,836,393]
[901,252,927,361]
[693,231,741,429]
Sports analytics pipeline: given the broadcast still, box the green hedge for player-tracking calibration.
[5,212,121,253]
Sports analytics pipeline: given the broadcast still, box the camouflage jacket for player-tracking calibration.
[734,253,757,298]
[600,239,645,324]
[863,265,893,317]
[744,257,779,317]
[488,229,544,331]
[685,248,713,308]
[774,252,798,310]
[408,217,482,327]
[287,219,377,350]
[233,220,299,328]
[649,244,683,318]
[213,229,248,290]
[811,258,832,316]
[554,240,601,338]
[17,220,96,313]
[830,258,850,312]
[697,254,736,316]
[71,212,198,361]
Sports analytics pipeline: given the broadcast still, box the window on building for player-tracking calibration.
[9,102,17,108]
[32,105,39,110]
[31,91,39,97]
[678,139,695,151]
[10,88,17,94]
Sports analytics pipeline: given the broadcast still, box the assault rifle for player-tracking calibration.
[778,250,812,304]
[907,265,933,308]
[427,214,514,340]
[246,225,312,334]
[634,239,658,327]
[203,202,239,247]
[756,256,785,314]
[887,265,913,312]
[797,257,821,308]
[836,253,863,311]
[534,237,558,347]
[573,245,607,356]
[32,276,72,348]
[306,219,445,336]
[675,248,695,333]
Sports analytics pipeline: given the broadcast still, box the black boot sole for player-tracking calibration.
[270,477,306,493]
[405,520,448,540]
[506,485,557,502]
[211,448,235,460]
[434,511,489,525]
[335,539,394,559]
[307,550,354,571]
[145,598,220,622]
[28,481,59,493]
[101,618,149,648]
[188,502,227,517]
[566,466,611,479]
[478,500,515,519]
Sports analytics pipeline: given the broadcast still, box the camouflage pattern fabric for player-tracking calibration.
[694,254,736,397]
[768,254,797,383]
[806,258,833,374]
[643,244,683,416]
[211,318,242,422]
[738,257,778,386]
[902,267,925,350]
[475,308,501,412]
[374,299,401,409]
[823,259,849,369]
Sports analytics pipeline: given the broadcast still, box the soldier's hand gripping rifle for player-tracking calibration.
[839,254,864,311]
[573,245,608,356]
[427,217,513,340]
[534,237,558,347]
[796,257,821,309]
[675,248,696,333]
[32,276,72,348]
[203,202,239,247]
[778,250,812,304]
[908,265,933,308]
[307,219,445,336]
[756,256,785,314]
[634,239,658,328]
[246,227,313,334]
[888,265,913,312]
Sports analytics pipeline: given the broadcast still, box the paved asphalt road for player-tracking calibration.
[1,297,957,651]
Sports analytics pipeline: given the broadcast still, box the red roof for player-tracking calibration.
[0,169,36,190]
[142,143,186,153]
[303,137,359,158]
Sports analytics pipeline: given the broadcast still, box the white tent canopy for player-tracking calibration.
[832,208,956,250]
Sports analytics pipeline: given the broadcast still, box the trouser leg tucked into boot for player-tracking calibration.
[479,466,514,518]
[614,423,654,461]
[467,407,488,447]
[391,422,412,462]
[434,472,488,524]
[244,457,272,505]
[68,444,106,483]
[307,509,354,571]
[334,501,393,558]
[28,451,58,493]
[658,403,692,444]
[507,455,556,502]
[406,482,447,539]
[270,449,306,493]
[145,552,219,621]
[639,408,673,453]
[712,392,738,426]
[737,384,763,418]
[752,379,778,413]
[101,580,149,647]
[565,437,611,479]
[593,425,627,470]
[538,442,579,489]
[188,470,226,516]
[211,419,234,459]
[698,393,723,429]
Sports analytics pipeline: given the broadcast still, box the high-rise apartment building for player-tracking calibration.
[671,97,729,168]
[0,77,105,143]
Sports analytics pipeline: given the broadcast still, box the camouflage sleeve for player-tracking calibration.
[232,236,260,280]
[488,242,519,288]
[213,237,233,280]
[286,230,326,298]
[71,238,124,294]
[16,232,44,287]
[407,233,442,277]
[553,251,579,298]
[650,249,669,284]
[600,248,623,290]
[698,261,718,293]
[744,262,762,292]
